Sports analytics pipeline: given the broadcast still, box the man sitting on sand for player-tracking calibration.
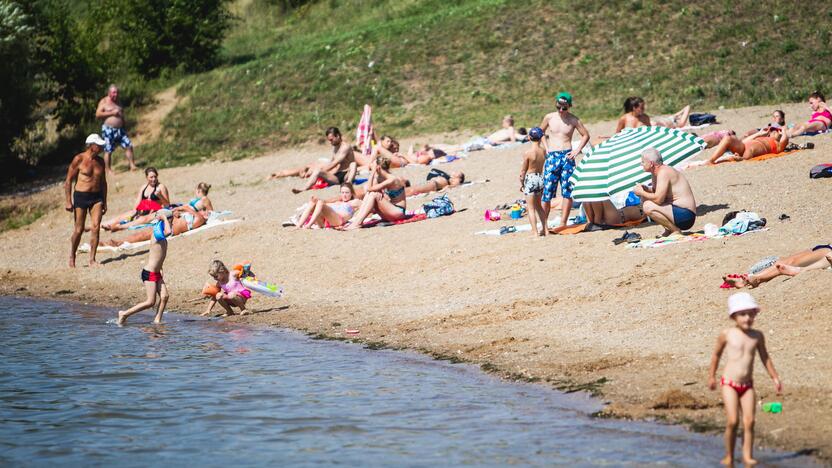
[690,125,789,167]
[291,127,356,193]
[615,97,691,132]
[633,148,697,236]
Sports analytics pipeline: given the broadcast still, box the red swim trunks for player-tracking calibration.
[721,376,753,397]
[140,269,163,283]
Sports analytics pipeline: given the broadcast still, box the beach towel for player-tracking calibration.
[355,104,373,156]
[550,217,647,235]
[78,218,241,253]
[685,149,802,169]
[626,227,768,249]
[474,216,579,236]
[360,213,429,228]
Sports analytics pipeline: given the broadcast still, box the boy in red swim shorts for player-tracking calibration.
[708,292,782,466]
[117,212,171,325]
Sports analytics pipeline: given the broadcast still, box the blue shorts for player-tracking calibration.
[542,149,575,202]
[101,125,132,153]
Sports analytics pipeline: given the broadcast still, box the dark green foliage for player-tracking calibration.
[0,1,38,165]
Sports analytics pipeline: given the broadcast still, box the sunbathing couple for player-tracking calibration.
[691,124,790,166]
[615,97,691,132]
[723,244,832,289]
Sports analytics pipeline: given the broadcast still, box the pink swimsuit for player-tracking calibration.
[221,276,252,299]
[809,109,832,130]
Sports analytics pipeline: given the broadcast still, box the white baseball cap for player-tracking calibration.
[727,292,760,317]
[85,134,106,146]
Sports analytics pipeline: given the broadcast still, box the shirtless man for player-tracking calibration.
[615,96,691,132]
[633,148,697,236]
[690,125,789,166]
[539,92,590,227]
[65,134,108,267]
[291,127,356,193]
[95,84,137,173]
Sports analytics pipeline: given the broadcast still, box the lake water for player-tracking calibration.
[0,297,815,466]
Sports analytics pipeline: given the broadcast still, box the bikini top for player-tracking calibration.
[810,109,832,121]
[141,184,161,202]
[188,197,202,210]
[385,185,405,200]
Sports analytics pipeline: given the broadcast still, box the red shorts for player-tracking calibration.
[141,269,163,283]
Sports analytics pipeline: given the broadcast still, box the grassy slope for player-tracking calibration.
[137,0,832,167]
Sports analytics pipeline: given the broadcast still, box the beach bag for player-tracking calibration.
[426,168,450,181]
[422,194,454,218]
[810,163,832,179]
[689,113,717,126]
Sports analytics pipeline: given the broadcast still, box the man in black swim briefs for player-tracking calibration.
[634,148,698,237]
[64,134,108,267]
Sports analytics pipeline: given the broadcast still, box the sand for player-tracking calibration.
[1,102,831,461]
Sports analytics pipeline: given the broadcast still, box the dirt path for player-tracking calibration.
[132,85,183,146]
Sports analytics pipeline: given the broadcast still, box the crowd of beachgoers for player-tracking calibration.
[61,83,832,465]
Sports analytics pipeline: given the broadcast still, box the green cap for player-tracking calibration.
[556,91,573,107]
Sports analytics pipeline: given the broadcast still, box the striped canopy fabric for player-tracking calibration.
[569,126,706,201]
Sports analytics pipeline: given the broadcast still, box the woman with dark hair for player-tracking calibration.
[102,167,170,230]
[788,91,831,137]
[615,96,691,132]
[345,156,408,229]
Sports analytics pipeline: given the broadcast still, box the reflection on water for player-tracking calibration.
[0,297,816,466]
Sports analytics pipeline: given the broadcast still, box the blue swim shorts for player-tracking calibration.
[101,124,133,153]
[542,149,575,202]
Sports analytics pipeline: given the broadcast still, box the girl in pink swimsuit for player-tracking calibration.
[203,260,251,316]
[789,91,832,136]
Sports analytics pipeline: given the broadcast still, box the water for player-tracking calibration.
[0,297,815,467]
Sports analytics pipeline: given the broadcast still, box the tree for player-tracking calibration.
[0,1,37,164]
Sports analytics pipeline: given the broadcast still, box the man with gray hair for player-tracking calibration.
[633,147,697,236]
[96,84,138,173]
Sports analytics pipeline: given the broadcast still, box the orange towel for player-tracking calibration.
[550,216,647,235]
[699,149,801,167]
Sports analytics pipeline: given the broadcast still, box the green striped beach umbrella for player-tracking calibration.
[569,126,706,201]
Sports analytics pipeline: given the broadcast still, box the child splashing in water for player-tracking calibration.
[203,260,251,316]
[708,292,782,467]
[117,211,171,325]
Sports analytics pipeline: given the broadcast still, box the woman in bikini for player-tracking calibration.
[788,91,831,137]
[690,126,789,166]
[296,183,362,229]
[582,200,644,226]
[184,182,214,214]
[100,210,206,247]
[614,97,691,132]
[723,244,832,289]
[345,156,408,229]
[102,167,170,230]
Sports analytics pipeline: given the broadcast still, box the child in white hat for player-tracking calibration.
[707,292,782,466]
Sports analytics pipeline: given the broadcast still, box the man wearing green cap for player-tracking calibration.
[538,91,590,228]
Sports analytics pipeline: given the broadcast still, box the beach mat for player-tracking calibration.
[550,217,646,235]
[626,227,768,249]
[79,218,241,253]
[361,213,429,228]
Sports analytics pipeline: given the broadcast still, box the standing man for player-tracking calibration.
[539,92,590,228]
[633,148,697,237]
[292,127,356,193]
[96,84,138,173]
[65,134,108,267]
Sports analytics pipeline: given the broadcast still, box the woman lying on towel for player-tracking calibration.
[102,167,170,230]
[722,244,832,289]
[689,125,789,166]
[106,182,213,232]
[788,91,831,137]
[582,200,644,226]
[99,210,206,247]
[295,183,362,229]
[344,156,408,229]
[406,169,465,196]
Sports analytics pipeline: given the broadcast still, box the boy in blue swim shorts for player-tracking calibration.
[538,91,591,228]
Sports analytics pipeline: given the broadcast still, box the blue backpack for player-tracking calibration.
[423,194,454,218]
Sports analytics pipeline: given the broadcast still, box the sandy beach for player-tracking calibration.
[1,102,831,460]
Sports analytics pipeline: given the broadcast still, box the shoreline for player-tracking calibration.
[2,102,831,462]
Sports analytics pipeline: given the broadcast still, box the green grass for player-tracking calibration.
[136,0,832,168]
[0,204,48,233]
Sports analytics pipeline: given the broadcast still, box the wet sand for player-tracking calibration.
[1,102,831,461]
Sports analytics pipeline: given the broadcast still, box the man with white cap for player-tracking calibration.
[708,292,782,467]
[64,134,108,267]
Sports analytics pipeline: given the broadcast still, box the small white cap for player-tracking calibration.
[728,292,760,317]
[85,134,106,146]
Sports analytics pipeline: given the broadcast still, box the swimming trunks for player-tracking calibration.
[721,376,753,397]
[811,244,832,252]
[72,191,104,210]
[140,269,163,283]
[671,204,696,230]
[523,172,544,195]
[542,149,575,202]
[335,171,349,184]
[101,124,133,153]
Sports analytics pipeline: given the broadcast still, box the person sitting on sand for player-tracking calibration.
[296,183,362,229]
[184,182,214,215]
[203,260,251,316]
[290,127,356,193]
[788,91,831,137]
[582,200,644,227]
[739,110,787,138]
[690,125,789,166]
[117,211,171,326]
[99,210,206,248]
[614,97,691,132]
[722,244,832,289]
[634,147,697,236]
[103,167,170,230]
[345,156,408,229]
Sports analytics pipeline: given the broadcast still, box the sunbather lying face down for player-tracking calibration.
[582,200,644,226]
[296,183,362,229]
[99,211,206,247]
[723,245,832,289]
[406,171,465,196]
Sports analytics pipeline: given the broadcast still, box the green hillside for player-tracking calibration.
[138,0,832,167]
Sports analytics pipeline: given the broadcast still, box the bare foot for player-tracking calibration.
[102,224,112,231]
[742,456,757,466]
[239,310,249,316]
[291,188,303,194]
[720,455,733,466]
[88,260,100,268]
[69,255,76,268]
[116,311,127,326]
[658,229,673,238]
[153,317,162,324]
[688,160,708,168]
[343,222,361,231]
[776,262,802,276]
[722,275,747,289]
